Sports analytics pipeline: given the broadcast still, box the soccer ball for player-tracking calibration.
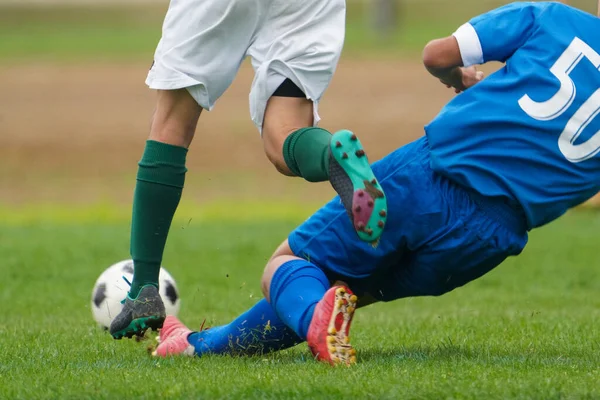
[91,259,181,329]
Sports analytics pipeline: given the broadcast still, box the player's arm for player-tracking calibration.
[422,36,483,93]
[423,2,549,92]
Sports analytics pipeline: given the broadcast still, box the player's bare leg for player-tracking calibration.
[149,89,202,148]
[262,92,388,244]
[110,89,202,339]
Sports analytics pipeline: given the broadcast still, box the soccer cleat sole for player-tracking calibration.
[324,287,358,366]
[111,315,165,340]
[329,130,387,244]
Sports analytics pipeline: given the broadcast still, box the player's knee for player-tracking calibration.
[263,143,294,176]
[261,240,295,300]
[260,264,274,300]
[150,89,202,148]
[261,94,313,176]
[150,118,195,148]
[261,256,288,301]
[262,127,295,176]
[261,254,306,301]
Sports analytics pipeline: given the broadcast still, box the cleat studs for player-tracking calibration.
[337,299,344,307]
[355,205,362,213]
[344,337,350,344]
[366,229,373,236]
[328,345,336,353]
[337,287,346,295]
[342,152,348,159]
[335,141,342,148]
[350,295,358,303]
[371,179,377,185]
[379,210,387,217]
[378,220,385,228]
[351,134,357,141]
[367,200,374,207]
[349,349,357,356]
[358,190,365,198]
[327,336,336,344]
[347,307,355,314]
[355,150,366,157]
[349,356,357,364]
[328,327,337,335]
[357,222,365,231]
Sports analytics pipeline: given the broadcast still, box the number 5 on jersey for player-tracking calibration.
[519,37,600,163]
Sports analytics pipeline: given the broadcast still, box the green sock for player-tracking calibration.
[129,140,188,298]
[282,127,331,182]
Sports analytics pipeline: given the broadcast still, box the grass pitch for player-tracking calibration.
[3,1,599,398]
[2,207,600,399]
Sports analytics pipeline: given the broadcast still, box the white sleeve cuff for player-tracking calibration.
[452,23,484,67]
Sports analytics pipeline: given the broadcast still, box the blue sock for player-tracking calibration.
[187,298,302,356]
[269,259,330,340]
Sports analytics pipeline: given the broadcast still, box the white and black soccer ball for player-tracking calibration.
[91,259,181,329]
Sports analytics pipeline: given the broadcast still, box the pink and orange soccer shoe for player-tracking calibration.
[152,316,195,358]
[307,286,358,366]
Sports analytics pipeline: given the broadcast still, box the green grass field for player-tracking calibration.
[2,207,600,399]
[3,0,600,398]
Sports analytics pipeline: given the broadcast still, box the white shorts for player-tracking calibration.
[146,0,346,132]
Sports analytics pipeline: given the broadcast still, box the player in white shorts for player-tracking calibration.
[109,0,389,340]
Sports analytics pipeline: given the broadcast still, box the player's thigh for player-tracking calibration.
[146,0,261,112]
[373,225,525,302]
[287,196,391,282]
[247,0,345,132]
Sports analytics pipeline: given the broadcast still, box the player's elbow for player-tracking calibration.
[422,39,446,69]
[422,37,462,70]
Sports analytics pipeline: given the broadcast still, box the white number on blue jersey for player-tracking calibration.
[518,37,600,163]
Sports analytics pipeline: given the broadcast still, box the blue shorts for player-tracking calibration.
[288,136,529,301]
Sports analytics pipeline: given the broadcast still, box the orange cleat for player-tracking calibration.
[152,316,195,357]
[307,286,358,366]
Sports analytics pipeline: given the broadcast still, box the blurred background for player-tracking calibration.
[0,0,596,222]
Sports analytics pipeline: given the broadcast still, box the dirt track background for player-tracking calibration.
[1,59,461,205]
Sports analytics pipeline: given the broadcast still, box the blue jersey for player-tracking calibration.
[425,2,600,230]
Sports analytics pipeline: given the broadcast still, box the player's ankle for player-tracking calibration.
[128,281,158,299]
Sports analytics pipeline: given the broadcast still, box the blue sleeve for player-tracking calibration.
[469,2,549,63]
